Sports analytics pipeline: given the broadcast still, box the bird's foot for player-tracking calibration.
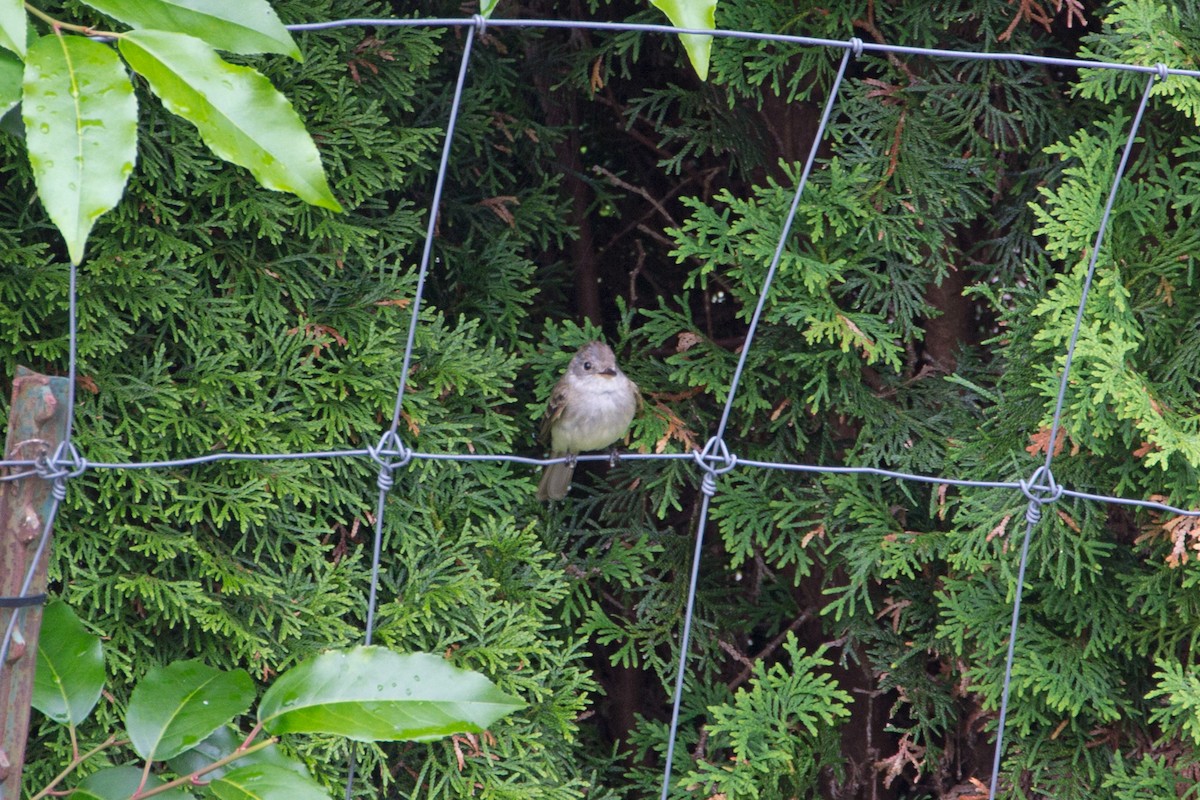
[607,447,621,467]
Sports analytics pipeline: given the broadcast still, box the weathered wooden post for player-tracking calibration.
[0,368,72,800]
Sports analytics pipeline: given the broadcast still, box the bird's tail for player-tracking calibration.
[537,460,575,501]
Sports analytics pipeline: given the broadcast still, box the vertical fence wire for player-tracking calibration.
[362,18,478,648]
[985,67,1163,798]
[659,42,859,798]
[347,20,480,800]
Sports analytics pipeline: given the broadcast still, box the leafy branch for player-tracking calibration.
[1,0,342,265]
[30,601,525,800]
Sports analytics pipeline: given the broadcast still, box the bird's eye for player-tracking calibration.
[583,361,593,371]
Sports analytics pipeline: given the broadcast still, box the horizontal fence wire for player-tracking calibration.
[5,12,1200,800]
[1,450,1198,515]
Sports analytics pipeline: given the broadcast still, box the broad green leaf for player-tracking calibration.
[0,48,21,117]
[0,0,24,57]
[480,0,500,18]
[0,106,20,137]
[119,30,341,212]
[127,660,254,761]
[81,0,300,60]
[259,646,526,742]
[72,766,193,800]
[32,600,105,725]
[168,727,310,783]
[209,764,328,800]
[650,0,717,81]
[23,34,138,265]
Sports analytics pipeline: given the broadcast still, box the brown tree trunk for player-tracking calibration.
[523,9,602,326]
[922,267,972,371]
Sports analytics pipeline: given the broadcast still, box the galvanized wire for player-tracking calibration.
[659,39,858,798]
[986,68,1163,799]
[3,12,1198,800]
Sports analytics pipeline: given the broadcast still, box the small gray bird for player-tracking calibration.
[537,341,640,501]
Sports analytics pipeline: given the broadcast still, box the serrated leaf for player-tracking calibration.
[168,727,310,783]
[118,30,341,212]
[81,0,300,60]
[0,0,25,57]
[259,646,525,742]
[209,764,328,800]
[71,766,193,800]
[22,34,138,264]
[127,660,255,761]
[32,600,105,725]
[649,0,716,81]
[0,48,21,117]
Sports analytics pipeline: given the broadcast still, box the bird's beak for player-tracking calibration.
[600,368,618,377]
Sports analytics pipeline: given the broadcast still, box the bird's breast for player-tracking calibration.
[550,377,638,453]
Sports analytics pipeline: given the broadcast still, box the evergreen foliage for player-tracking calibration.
[8,0,1200,797]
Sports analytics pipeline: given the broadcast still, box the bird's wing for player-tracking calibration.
[540,382,569,445]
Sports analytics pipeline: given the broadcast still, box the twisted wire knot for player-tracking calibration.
[472,13,488,37]
[692,436,736,498]
[1154,62,1169,81]
[1019,465,1062,525]
[368,430,411,495]
[848,37,864,58]
[36,441,88,502]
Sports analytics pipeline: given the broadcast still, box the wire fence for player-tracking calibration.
[4,11,1200,800]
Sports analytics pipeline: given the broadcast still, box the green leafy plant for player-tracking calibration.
[31,601,524,800]
[678,637,851,798]
[2,0,341,264]
[649,0,717,81]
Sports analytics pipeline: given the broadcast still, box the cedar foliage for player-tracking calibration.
[7,0,1200,797]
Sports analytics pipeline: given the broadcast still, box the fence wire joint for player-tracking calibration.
[35,441,87,502]
[368,430,412,493]
[1019,465,1062,524]
[693,436,736,497]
